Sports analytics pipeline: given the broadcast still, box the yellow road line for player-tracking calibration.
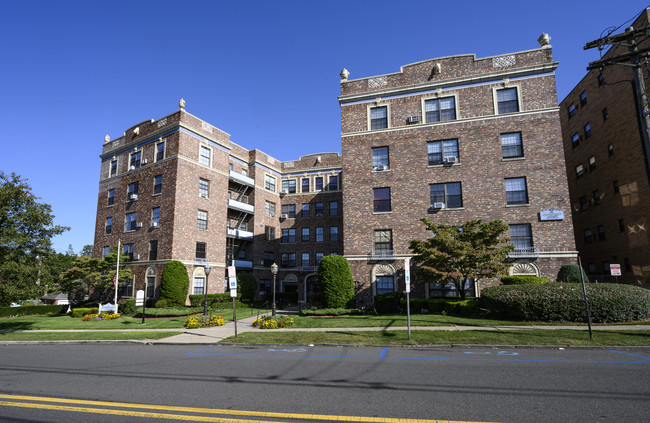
[0,394,498,423]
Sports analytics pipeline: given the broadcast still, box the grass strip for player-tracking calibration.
[0,331,181,341]
[223,329,650,347]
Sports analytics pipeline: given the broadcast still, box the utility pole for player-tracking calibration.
[584,22,650,180]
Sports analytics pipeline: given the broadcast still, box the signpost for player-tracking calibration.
[610,263,621,284]
[135,290,145,324]
[405,257,411,340]
[229,264,238,337]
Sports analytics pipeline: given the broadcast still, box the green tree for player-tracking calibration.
[556,264,589,283]
[317,255,355,308]
[59,246,131,304]
[160,260,190,306]
[79,244,94,257]
[0,172,68,306]
[409,219,514,300]
[237,272,257,301]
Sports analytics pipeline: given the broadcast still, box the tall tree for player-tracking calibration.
[0,172,68,306]
[317,255,355,308]
[409,219,514,300]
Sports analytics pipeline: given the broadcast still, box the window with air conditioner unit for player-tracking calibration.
[407,115,420,123]
[281,213,288,219]
[430,182,462,209]
[151,221,159,228]
[136,222,143,228]
[443,156,458,164]
[431,202,446,209]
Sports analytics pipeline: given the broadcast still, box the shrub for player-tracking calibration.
[501,276,548,285]
[299,308,365,316]
[160,260,190,306]
[252,314,294,329]
[71,307,98,318]
[188,293,233,307]
[119,299,137,316]
[481,283,650,323]
[374,292,403,314]
[400,298,479,316]
[82,312,121,321]
[556,264,589,283]
[184,314,225,329]
[0,305,66,318]
[155,299,169,308]
[237,272,257,301]
[317,255,355,308]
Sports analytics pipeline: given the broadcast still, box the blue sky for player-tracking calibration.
[1,0,647,254]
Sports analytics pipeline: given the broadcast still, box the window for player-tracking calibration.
[372,147,390,171]
[197,210,208,230]
[128,182,139,200]
[370,106,388,130]
[427,139,459,165]
[501,133,523,158]
[425,97,456,122]
[302,178,310,193]
[281,253,296,268]
[568,103,576,118]
[619,218,625,233]
[607,143,614,156]
[264,226,276,241]
[374,229,393,252]
[152,207,160,226]
[624,258,631,272]
[199,178,210,198]
[199,146,211,166]
[315,252,324,265]
[376,276,394,295]
[597,224,606,241]
[598,74,605,86]
[281,228,296,243]
[123,243,134,261]
[330,226,338,242]
[118,277,133,298]
[580,91,587,106]
[315,202,324,216]
[153,175,162,195]
[107,189,114,206]
[587,263,597,274]
[328,175,338,191]
[149,240,158,261]
[430,182,463,209]
[263,251,274,267]
[602,108,609,121]
[146,269,156,298]
[265,175,276,192]
[281,204,296,218]
[373,187,391,212]
[584,228,593,244]
[301,227,310,242]
[301,252,310,267]
[103,246,110,258]
[580,196,588,211]
[156,141,165,162]
[602,261,611,276]
[110,160,118,177]
[329,201,338,216]
[193,277,204,295]
[195,242,206,259]
[282,179,296,194]
[301,203,310,218]
[613,180,619,194]
[571,133,580,148]
[125,212,137,232]
[592,190,601,205]
[575,164,585,178]
[497,87,519,114]
[505,177,528,205]
[105,217,112,234]
[584,123,592,138]
[316,227,324,242]
[509,224,533,250]
[588,156,596,171]
[129,151,141,169]
[229,163,233,171]
[265,201,276,217]
[315,177,323,191]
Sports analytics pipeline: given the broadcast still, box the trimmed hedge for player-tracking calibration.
[318,255,354,308]
[481,283,650,322]
[300,308,365,316]
[501,276,548,285]
[0,304,66,318]
[188,293,235,307]
[160,260,190,306]
[70,308,99,318]
[400,298,479,316]
[557,264,589,283]
[374,292,404,314]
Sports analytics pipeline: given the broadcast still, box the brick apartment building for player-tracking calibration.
[93,101,342,304]
[560,8,650,285]
[338,35,577,305]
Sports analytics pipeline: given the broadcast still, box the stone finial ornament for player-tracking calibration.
[179,98,186,109]
[433,63,441,74]
[104,134,110,143]
[537,33,551,47]
[133,127,140,136]
[340,68,350,82]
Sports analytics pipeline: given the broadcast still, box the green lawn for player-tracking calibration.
[225,329,650,347]
[0,331,181,341]
[0,314,188,330]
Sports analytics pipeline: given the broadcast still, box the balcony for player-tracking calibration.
[226,228,254,240]
[233,260,253,269]
[229,170,255,188]
[370,250,396,260]
[228,198,254,214]
[508,247,540,259]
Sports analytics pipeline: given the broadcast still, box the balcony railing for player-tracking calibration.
[370,249,396,260]
[226,228,254,240]
[229,171,255,188]
[228,198,254,214]
[508,247,540,258]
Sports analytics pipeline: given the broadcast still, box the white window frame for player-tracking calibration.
[199,145,212,167]
[155,140,166,162]
[421,93,459,123]
[197,210,208,230]
[109,159,118,178]
[492,85,521,115]
[367,104,391,131]
[265,175,276,192]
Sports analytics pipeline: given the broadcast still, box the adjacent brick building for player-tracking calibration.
[560,8,650,285]
[339,35,577,305]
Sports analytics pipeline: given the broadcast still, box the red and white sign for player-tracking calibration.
[610,264,621,276]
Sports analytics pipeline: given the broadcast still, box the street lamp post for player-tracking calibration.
[203,264,211,316]
[270,263,278,316]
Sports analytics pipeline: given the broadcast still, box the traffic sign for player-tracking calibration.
[230,288,237,298]
[610,264,621,276]
[229,277,237,290]
[228,266,236,278]
[404,257,411,293]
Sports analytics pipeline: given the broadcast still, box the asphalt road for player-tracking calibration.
[1,343,649,422]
